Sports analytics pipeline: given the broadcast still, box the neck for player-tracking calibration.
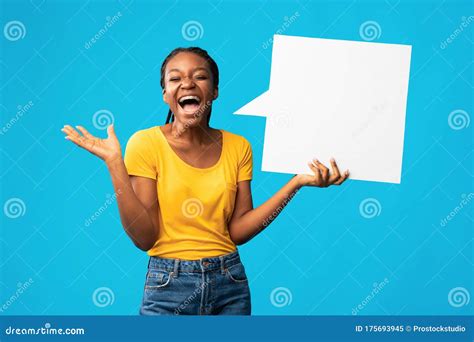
[170,119,214,145]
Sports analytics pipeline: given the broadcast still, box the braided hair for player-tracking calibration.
[160,47,219,125]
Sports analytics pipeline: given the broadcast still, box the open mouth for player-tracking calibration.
[178,95,201,113]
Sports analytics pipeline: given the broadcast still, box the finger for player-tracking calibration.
[313,159,329,183]
[76,125,94,139]
[308,162,322,183]
[62,125,82,139]
[333,170,350,185]
[107,124,117,139]
[328,158,341,183]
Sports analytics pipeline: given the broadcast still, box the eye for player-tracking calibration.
[169,77,180,82]
[195,75,208,80]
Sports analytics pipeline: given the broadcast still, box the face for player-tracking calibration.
[162,52,218,125]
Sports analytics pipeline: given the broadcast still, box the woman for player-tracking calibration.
[61,47,349,315]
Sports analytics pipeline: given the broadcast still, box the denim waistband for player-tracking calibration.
[147,250,242,273]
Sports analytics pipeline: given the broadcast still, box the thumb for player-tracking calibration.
[107,124,116,138]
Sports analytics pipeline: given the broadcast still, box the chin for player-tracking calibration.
[175,111,206,127]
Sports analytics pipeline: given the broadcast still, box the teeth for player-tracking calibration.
[179,95,201,104]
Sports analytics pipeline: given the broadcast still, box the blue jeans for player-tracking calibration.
[139,250,251,315]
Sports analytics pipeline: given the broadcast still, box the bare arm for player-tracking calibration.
[62,124,158,251]
[228,158,349,245]
[106,159,159,250]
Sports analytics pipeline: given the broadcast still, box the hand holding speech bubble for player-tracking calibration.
[235,35,412,184]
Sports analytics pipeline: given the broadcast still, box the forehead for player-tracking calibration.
[166,52,210,73]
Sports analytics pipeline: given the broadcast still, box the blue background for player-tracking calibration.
[0,0,472,316]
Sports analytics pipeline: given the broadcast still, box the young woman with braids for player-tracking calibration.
[61,47,349,315]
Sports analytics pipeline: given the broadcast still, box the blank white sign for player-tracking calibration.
[235,34,412,184]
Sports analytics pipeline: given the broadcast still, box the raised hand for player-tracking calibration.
[61,124,122,163]
[296,158,349,188]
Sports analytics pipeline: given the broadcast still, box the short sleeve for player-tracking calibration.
[124,130,157,180]
[237,138,253,182]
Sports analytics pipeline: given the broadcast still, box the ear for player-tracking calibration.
[213,87,219,100]
[162,88,169,104]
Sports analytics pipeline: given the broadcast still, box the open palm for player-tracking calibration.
[61,124,122,163]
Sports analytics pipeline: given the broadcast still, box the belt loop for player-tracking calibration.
[173,259,179,278]
[219,255,225,274]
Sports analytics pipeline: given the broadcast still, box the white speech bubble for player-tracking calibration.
[235,35,412,184]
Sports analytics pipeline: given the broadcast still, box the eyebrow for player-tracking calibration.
[167,67,209,74]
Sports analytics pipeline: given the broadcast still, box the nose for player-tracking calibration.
[180,76,195,89]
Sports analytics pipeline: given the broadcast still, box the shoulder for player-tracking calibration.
[221,130,252,166]
[129,126,159,140]
[125,126,162,154]
[127,126,161,145]
[221,129,251,150]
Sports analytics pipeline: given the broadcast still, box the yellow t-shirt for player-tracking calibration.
[124,126,253,260]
